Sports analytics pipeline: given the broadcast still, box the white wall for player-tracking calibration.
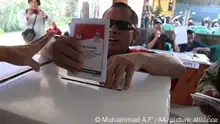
[98,0,112,18]
[128,0,144,27]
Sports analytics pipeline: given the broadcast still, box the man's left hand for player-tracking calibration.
[193,47,203,53]
[104,53,144,90]
[172,33,176,43]
[199,88,220,118]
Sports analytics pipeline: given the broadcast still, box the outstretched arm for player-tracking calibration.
[141,53,185,78]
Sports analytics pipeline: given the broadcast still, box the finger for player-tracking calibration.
[36,32,55,45]
[24,58,41,72]
[112,64,126,90]
[56,58,81,73]
[212,90,220,97]
[59,36,83,53]
[193,49,197,53]
[206,89,220,97]
[60,44,84,63]
[124,65,135,90]
[105,61,119,88]
[24,35,55,57]
[29,33,49,44]
[54,52,84,72]
[15,49,40,71]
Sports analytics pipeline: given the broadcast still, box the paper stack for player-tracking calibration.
[191,92,220,111]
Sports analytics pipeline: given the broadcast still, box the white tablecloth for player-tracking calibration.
[0,63,171,124]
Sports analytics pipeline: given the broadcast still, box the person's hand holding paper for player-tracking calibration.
[174,27,187,45]
[193,88,220,118]
[52,36,84,73]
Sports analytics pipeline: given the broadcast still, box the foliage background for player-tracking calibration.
[0,0,78,32]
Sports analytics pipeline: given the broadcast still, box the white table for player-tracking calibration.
[0,63,171,124]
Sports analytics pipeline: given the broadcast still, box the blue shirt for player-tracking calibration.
[179,40,206,52]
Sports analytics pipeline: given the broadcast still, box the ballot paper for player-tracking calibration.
[174,27,187,45]
[191,93,220,111]
[68,19,109,82]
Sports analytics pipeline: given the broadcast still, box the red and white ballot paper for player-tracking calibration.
[68,19,109,82]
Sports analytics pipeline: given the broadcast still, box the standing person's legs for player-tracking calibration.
[141,18,146,28]
[145,17,149,28]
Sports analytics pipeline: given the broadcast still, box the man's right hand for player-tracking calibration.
[154,31,160,41]
[51,36,84,73]
[199,88,220,118]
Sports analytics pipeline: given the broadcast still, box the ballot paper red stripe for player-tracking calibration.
[73,24,104,40]
[61,77,122,91]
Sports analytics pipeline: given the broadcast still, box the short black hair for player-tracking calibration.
[102,2,138,27]
[154,21,162,26]
[28,0,41,6]
[187,29,194,34]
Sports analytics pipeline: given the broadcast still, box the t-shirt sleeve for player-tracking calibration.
[197,41,206,47]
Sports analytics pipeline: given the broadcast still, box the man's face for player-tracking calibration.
[103,7,137,56]
[187,33,194,43]
[153,23,162,35]
[144,1,149,6]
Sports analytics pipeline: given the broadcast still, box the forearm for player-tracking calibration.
[0,46,8,62]
[173,43,180,52]
[202,47,211,53]
[141,53,185,78]
[147,39,157,49]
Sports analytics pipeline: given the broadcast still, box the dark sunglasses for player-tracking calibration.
[110,19,136,30]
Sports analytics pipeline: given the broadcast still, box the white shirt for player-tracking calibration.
[20,9,52,39]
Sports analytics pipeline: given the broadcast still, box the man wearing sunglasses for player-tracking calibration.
[41,2,185,90]
[147,21,180,52]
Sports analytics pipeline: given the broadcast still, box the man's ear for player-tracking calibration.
[132,29,140,44]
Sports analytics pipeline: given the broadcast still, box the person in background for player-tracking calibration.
[0,33,54,71]
[46,22,62,36]
[147,22,180,52]
[141,0,153,28]
[179,30,210,53]
[40,2,185,90]
[20,0,52,40]
[196,59,220,120]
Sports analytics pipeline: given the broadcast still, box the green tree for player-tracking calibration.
[0,2,26,32]
[0,0,76,32]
